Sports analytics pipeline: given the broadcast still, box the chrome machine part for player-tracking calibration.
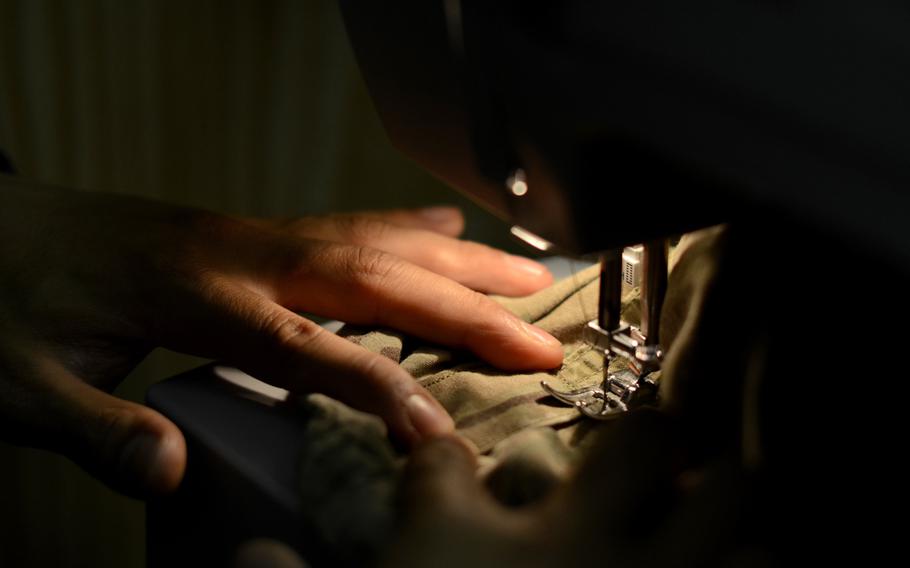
[541,241,668,420]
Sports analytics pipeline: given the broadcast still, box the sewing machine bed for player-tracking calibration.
[145,257,584,567]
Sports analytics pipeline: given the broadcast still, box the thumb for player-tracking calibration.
[567,410,683,538]
[61,378,187,496]
[401,435,482,516]
[7,351,187,497]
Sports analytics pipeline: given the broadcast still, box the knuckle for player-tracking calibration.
[281,241,321,280]
[351,350,391,389]
[469,293,510,338]
[467,289,498,318]
[243,310,328,390]
[95,406,132,447]
[344,246,402,289]
[93,405,147,462]
[261,312,324,357]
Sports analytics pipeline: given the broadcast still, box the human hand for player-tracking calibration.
[0,176,562,496]
[387,412,747,568]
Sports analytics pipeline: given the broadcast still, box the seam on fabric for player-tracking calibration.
[469,411,588,453]
[455,391,550,429]
[418,370,457,388]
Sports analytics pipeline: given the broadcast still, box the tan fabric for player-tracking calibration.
[343,264,641,453]
[294,394,399,561]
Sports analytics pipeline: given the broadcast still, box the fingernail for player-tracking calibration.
[121,432,168,491]
[520,321,562,347]
[406,393,454,438]
[418,206,460,223]
[506,254,548,277]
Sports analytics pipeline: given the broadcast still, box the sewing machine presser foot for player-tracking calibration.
[542,368,659,420]
[541,242,668,420]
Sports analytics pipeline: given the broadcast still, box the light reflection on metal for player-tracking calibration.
[510,225,554,251]
[506,168,528,196]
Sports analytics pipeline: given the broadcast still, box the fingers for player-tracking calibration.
[401,435,482,516]
[252,209,552,297]
[359,206,465,238]
[326,218,552,297]
[298,206,465,238]
[266,243,564,371]
[389,436,531,568]
[64,380,187,496]
[1,346,186,497]
[551,413,744,565]
[182,281,454,446]
[567,411,683,536]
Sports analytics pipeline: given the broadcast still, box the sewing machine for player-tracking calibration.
[149,1,910,564]
[339,0,910,419]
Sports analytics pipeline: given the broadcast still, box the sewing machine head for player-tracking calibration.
[340,0,910,424]
[338,0,735,257]
[341,0,910,265]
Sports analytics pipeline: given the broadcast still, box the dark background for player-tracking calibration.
[0,1,519,566]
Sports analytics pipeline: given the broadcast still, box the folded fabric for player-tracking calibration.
[342,262,640,453]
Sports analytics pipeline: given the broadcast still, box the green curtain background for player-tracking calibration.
[0,1,522,566]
